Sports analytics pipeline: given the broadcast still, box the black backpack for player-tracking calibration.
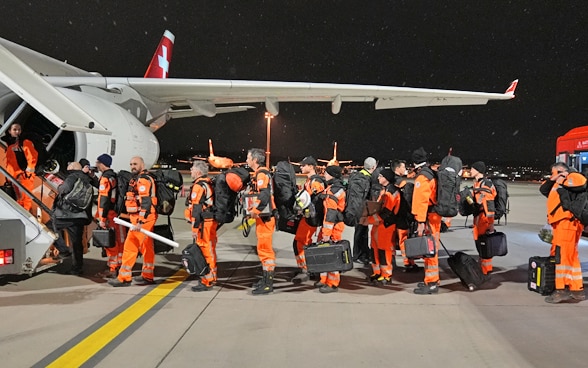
[458,186,477,217]
[114,170,133,214]
[491,178,510,222]
[555,173,588,225]
[63,177,93,212]
[396,181,415,229]
[212,172,238,225]
[150,169,184,215]
[305,175,327,227]
[343,170,372,226]
[432,155,462,217]
[273,161,298,220]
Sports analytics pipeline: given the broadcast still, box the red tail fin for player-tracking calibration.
[209,139,214,157]
[144,30,175,78]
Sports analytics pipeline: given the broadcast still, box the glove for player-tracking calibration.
[130,222,142,232]
[99,220,107,229]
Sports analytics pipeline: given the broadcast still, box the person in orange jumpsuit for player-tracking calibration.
[292,156,326,284]
[368,169,400,285]
[109,156,158,287]
[94,153,125,278]
[185,160,218,291]
[539,163,586,303]
[411,147,443,295]
[4,123,38,211]
[246,148,277,295]
[470,161,497,275]
[316,165,346,293]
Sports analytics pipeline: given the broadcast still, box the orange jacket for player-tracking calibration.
[473,177,497,219]
[249,167,275,216]
[304,174,325,196]
[126,170,158,224]
[96,169,117,222]
[376,185,401,226]
[411,167,437,222]
[322,179,346,238]
[185,176,214,227]
[6,139,38,178]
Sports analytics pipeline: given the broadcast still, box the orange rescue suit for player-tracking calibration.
[473,177,497,274]
[5,138,38,211]
[370,185,400,279]
[293,175,325,270]
[249,167,276,272]
[95,169,125,272]
[318,179,346,288]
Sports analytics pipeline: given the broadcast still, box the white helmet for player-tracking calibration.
[293,190,311,211]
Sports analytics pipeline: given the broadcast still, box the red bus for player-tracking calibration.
[556,126,588,174]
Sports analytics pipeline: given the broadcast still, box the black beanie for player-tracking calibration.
[325,165,343,179]
[471,161,486,174]
[412,147,428,164]
[379,168,395,183]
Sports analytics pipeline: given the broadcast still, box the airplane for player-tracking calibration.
[178,138,246,170]
[0,30,517,174]
[317,142,353,167]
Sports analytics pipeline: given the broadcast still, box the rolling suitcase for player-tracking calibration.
[181,243,210,276]
[92,228,115,248]
[528,256,555,295]
[304,240,353,273]
[475,231,508,258]
[441,241,486,291]
[404,234,436,258]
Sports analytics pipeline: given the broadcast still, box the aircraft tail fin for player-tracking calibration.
[209,139,214,156]
[333,141,338,160]
[504,79,518,97]
[144,30,175,78]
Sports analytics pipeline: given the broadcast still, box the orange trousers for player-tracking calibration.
[293,217,317,270]
[318,223,344,287]
[473,213,493,274]
[117,218,156,282]
[371,222,396,278]
[255,216,276,271]
[104,210,125,272]
[551,219,584,292]
[397,228,415,266]
[423,213,442,285]
[15,173,35,211]
[194,219,218,286]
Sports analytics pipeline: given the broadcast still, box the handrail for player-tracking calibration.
[0,165,53,216]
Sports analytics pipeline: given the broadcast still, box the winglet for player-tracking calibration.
[504,79,518,97]
[144,30,175,78]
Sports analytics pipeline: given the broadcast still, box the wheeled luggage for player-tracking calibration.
[92,228,115,248]
[404,234,436,258]
[440,241,486,291]
[475,231,508,258]
[181,243,210,276]
[528,256,555,295]
[304,240,353,273]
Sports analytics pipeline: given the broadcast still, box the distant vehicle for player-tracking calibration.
[556,126,588,174]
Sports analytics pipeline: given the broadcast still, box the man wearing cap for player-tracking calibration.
[470,161,497,275]
[94,153,125,278]
[316,165,346,293]
[292,156,326,284]
[185,160,218,291]
[368,168,400,285]
[353,157,378,265]
[246,148,277,295]
[411,147,443,294]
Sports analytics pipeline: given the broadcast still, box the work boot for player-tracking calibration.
[414,282,439,295]
[191,281,212,292]
[376,275,392,285]
[369,273,380,284]
[545,289,572,303]
[314,280,326,288]
[108,279,131,287]
[252,271,274,295]
[133,276,155,285]
[319,285,338,293]
[95,269,117,279]
[403,264,422,273]
[570,290,586,301]
[291,270,309,284]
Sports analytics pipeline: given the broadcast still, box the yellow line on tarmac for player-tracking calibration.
[47,269,188,368]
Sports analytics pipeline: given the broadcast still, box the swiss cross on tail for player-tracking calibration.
[144,30,175,78]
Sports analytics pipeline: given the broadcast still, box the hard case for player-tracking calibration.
[404,235,436,258]
[475,231,508,258]
[528,256,556,295]
[153,224,174,254]
[277,215,300,234]
[447,251,487,291]
[181,243,210,276]
[304,240,353,273]
[92,228,115,248]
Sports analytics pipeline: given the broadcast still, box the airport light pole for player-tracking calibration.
[265,112,273,167]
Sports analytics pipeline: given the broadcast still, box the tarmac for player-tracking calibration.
[1,182,587,368]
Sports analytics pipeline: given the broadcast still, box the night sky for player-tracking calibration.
[1,1,587,168]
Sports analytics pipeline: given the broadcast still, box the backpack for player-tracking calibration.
[225,167,251,192]
[273,161,298,220]
[432,155,462,217]
[458,186,477,217]
[556,173,588,225]
[114,170,133,214]
[305,175,327,227]
[212,172,238,225]
[150,169,184,215]
[63,177,93,212]
[343,170,372,226]
[491,178,510,221]
[397,181,415,229]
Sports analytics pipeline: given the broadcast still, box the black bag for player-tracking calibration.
[0,182,16,200]
[181,243,210,276]
[213,172,238,225]
[273,161,298,220]
[114,170,133,214]
[447,251,487,291]
[92,228,115,248]
[277,214,301,234]
[475,231,508,258]
[433,155,462,217]
[305,193,326,227]
[343,170,371,226]
[225,167,251,192]
[492,178,510,222]
[404,234,436,258]
[63,177,93,212]
[396,181,415,230]
[304,240,353,273]
[458,186,477,217]
[528,256,556,295]
[150,169,183,216]
[152,216,174,253]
